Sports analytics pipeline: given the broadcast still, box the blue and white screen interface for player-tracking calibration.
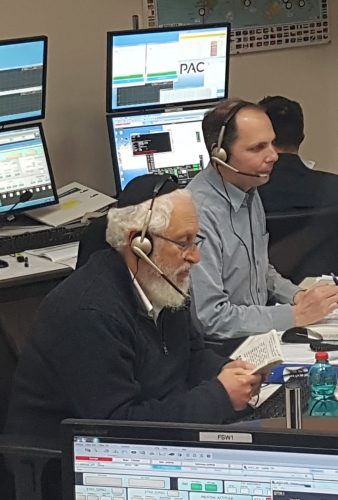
[109,26,229,111]
[110,108,210,190]
[72,437,338,500]
[0,39,46,124]
[0,126,56,213]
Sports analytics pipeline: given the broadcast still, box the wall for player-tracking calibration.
[1,0,337,195]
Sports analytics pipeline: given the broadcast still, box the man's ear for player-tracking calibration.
[128,230,138,248]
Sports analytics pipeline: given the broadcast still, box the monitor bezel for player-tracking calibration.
[106,23,231,114]
[0,35,48,126]
[62,419,338,500]
[0,122,58,216]
[107,104,211,194]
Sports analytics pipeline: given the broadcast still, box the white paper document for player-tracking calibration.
[230,330,284,374]
[26,242,79,270]
[281,342,338,365]
[25,182,116,227]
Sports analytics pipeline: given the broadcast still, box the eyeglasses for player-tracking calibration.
[154,233,205,252]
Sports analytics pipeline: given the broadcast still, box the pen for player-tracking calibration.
[330,272,338,286]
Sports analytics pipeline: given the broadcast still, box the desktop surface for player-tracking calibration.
[62,419,338,500]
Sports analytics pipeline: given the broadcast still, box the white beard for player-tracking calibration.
[137,255,190,310]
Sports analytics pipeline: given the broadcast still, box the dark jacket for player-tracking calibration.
[7,248,237,440]
[258,153,338,212]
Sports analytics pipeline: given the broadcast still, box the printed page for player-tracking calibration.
[230,330,283,374]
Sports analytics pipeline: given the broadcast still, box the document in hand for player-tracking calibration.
[230,330,284,375]
[25,182,116,226]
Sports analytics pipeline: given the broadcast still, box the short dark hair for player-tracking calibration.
[259,95,304,149]
[202,98,262,158]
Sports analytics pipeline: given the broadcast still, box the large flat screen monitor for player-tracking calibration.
[62,419,338,500]
[0,123,58,215]
[107,24,230,113]
[0,35,47,126]
[108,107,210,192]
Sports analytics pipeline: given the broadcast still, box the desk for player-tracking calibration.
[0,254,73,352]
[230,415,338,432]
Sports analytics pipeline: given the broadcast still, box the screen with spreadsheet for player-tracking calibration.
[108,107,210,192]
[107,24,230,112]
[0,124,57,214]
[63,422,338,500]
[0,36,47,126]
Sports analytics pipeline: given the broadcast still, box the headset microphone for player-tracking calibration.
[211,156,269,178]
[0,190,33,228]
[132,245,189,299]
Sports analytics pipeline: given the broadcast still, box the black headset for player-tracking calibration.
[130,175,177,257]
[211,101,250,163]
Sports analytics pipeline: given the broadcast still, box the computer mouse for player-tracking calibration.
[281,327,309,344]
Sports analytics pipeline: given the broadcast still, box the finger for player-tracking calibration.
[248,374,262,386]
[308,282,331,290]
[226,360,255,370]
[326,302,338,314]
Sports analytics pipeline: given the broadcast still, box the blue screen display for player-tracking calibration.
[0,37,47,125]
[107,24,230,112]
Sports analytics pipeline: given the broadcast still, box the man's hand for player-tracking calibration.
[293,282,338,326]
[217,360,262,411]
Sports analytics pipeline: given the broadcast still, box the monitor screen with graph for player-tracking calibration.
[108,107,210,192]
[0,35,47,126]
[107,24,230,112]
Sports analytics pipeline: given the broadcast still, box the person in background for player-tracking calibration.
[258,95,338,212]
[187,98,338,352]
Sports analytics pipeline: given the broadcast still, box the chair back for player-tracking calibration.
[266,207,338,284]
[0,328,18,433]
[76,215,109,268]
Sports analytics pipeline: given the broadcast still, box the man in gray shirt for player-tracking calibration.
[188,99,338,348]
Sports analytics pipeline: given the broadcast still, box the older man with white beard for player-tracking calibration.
[7,174,261,443]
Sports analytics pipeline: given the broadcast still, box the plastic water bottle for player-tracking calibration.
[308,352,338,416]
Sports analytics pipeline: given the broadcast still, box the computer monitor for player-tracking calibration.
[0,35,47,126]
[107,24,230,112]
[108,107,210,192]
[62,419,338,500]
[0,123,58,215]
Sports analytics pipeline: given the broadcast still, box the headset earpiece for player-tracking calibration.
[212,143,227,162]
[131,233,153,256]
[130,175,176,259]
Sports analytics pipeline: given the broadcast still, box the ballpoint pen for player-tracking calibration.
[330,272,338,286]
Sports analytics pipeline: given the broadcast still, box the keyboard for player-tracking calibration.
[0,223,88,256]
[240,378,310,421]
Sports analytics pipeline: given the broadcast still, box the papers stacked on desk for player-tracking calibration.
[26,242,79,270]
[281,342,338,365]
[25,182,116,227]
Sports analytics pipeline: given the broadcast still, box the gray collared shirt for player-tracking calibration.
[187,164,299,339]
